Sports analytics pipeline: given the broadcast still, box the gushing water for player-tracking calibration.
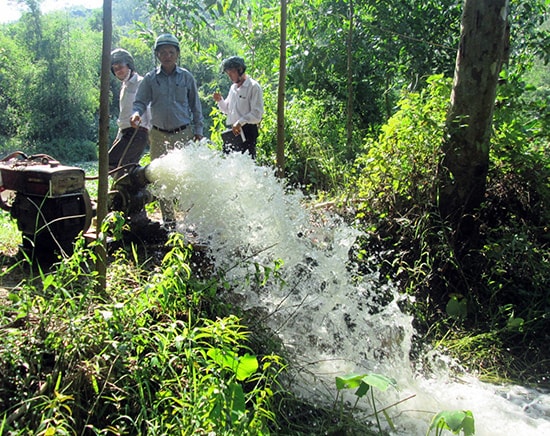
[146,142,550,435]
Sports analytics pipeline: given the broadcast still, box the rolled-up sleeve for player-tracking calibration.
[187,76,204,136]
[132,73,153,117]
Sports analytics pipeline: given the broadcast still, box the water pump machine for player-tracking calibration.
[0,151,155,258]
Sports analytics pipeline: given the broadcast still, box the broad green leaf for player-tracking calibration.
[461,412,475,435]
[335,373,365,390]
[235,353,258,381]
[207,348,258,381]
[355,381,370,398]
[506,316,524,332]
[41,273,56,291]
[446,295,467,319]
[361,373,397,392]
[228,382,246,418]
[428,410,475,436]
[208,348,236,368]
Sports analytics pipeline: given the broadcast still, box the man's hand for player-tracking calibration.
[130,113,141,128]
[232,122,242,136]
[213,92,222,102]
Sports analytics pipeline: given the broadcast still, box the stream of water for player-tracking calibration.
[145,142,550,435]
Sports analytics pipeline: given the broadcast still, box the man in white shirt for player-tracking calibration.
[213,56,263,159]
[110,48,151,176]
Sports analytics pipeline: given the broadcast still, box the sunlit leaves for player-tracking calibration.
[207,348,259,380]
[335,372,398,433]
[335,372,397,395]
[428,410,475,436]
[354,74,451,217]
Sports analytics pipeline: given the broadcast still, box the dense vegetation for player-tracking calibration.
[1,0,550,434]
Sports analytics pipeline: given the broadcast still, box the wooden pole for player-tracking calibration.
[96,0,112,293]
[276,0,287,178]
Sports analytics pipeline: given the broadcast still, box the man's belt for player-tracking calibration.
[153,125,188,134]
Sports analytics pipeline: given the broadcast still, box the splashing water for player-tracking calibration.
[146,142,550,435]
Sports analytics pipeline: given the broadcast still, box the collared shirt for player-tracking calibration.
[217,77,263,126]
[118,72,151,131]
[133,65,204,136]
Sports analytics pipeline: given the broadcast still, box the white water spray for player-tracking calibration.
[146,142,550,435]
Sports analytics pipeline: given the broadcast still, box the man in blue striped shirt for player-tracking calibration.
[130,33,204,226]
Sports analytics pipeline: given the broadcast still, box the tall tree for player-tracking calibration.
[345,0,354,156]
[276,0,287,177]
[96,0,113,294]
[438,0,510,232]
[285,0,462,127]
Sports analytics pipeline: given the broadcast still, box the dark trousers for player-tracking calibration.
[109,127,149,171]
[223,124,259,159]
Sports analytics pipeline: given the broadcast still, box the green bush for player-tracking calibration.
[262,89,357,193]
[353,74,450,219]
[0,137,98,163]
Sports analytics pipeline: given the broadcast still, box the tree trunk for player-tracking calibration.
[345,0,354,157]
[439,0,509,225]
[276,0,287,178]
[96,0,112,294]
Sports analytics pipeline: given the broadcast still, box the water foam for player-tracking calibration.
[146,142,550,435]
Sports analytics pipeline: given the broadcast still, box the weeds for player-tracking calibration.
[335,372,398,433]
[0,234,284,434]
